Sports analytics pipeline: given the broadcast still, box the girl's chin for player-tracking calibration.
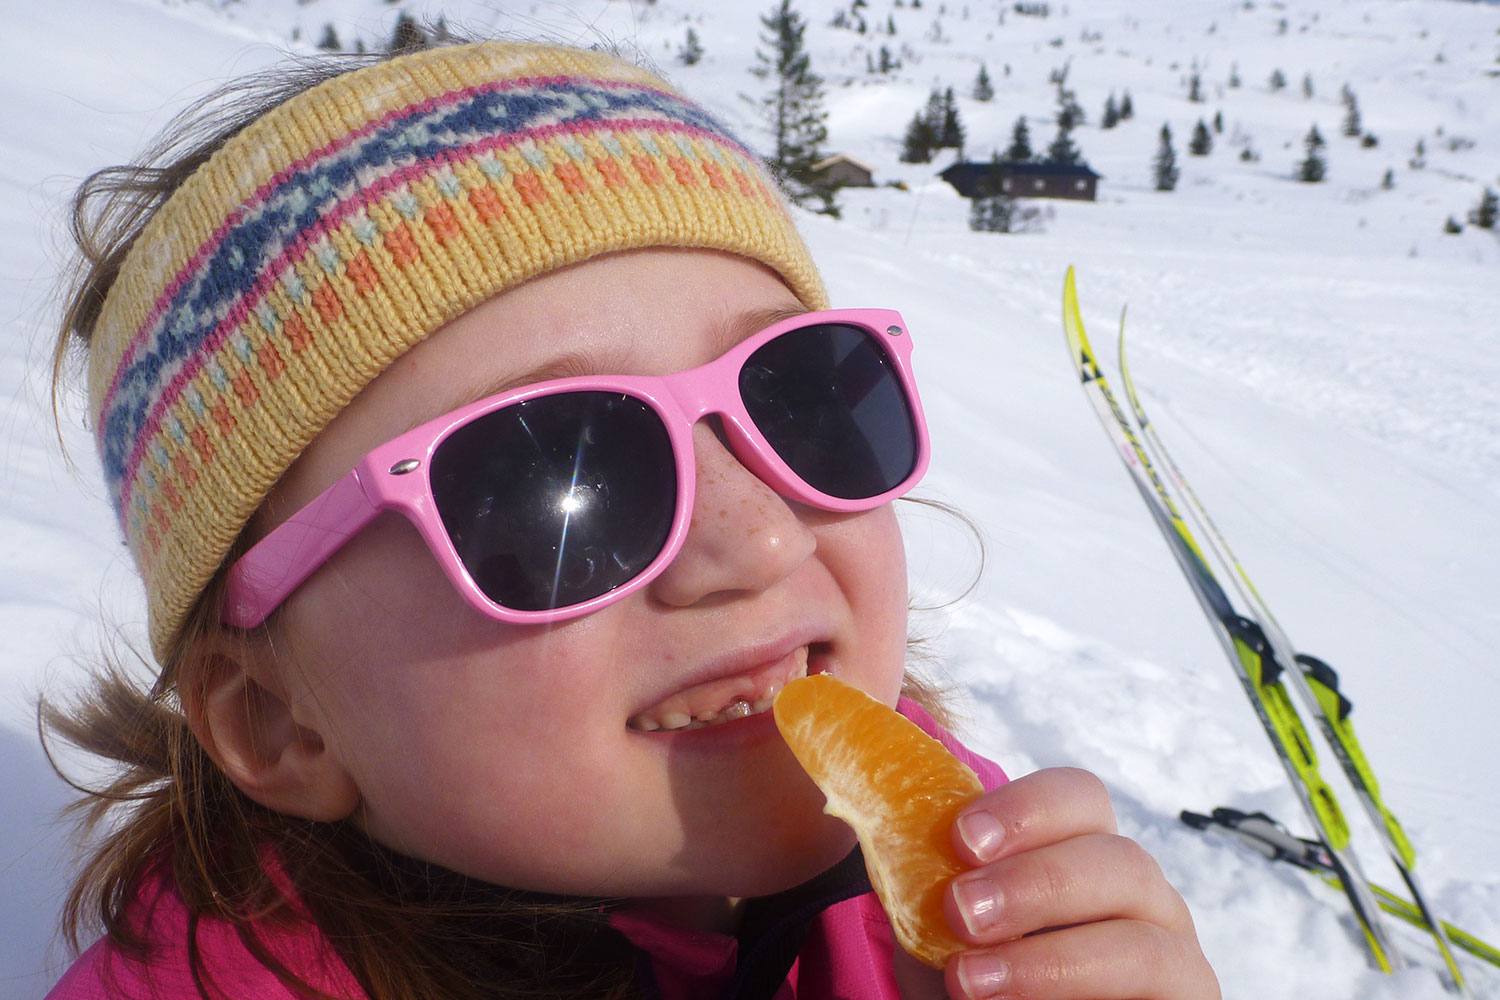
[714,816,860,899]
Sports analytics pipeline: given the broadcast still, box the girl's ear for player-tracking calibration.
[180,632,360,823]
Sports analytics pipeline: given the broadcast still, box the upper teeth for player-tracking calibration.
[630,693,778,732]
[628,646,811,732]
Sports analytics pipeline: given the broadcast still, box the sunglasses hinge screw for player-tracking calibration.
[886,325,904,337]
[389,459,422,475]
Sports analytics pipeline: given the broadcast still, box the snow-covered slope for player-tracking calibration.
[3,0,1498,997]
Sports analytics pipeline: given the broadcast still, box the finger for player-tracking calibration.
[945,833,1195,945]
[953,767,1116,866]
[944,919,1221,1000]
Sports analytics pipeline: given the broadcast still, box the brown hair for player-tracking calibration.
[44,39,963,1000]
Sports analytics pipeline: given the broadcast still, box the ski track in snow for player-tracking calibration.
[4,0,1500,997]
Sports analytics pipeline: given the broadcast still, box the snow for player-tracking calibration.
[3,0,1498,996]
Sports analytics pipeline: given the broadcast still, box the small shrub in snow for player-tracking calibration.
[678,28,704,66]
[968,195,1049,233]
[1470,188,1498,230]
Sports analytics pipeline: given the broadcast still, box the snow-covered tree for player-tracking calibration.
[1119,90,1134,119]
[1269,68,1287,92]
[1188,71,1204,103]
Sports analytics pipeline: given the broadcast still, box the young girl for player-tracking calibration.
[45,39,1217,1000]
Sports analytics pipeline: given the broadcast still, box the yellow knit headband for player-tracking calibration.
[87,41,827,661]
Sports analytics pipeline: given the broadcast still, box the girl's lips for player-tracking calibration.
[627,644,821,733]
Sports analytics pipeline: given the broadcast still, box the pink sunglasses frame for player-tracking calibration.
[222,308,929,630]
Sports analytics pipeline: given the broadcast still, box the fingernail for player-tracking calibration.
[956,951,1010,998]
[957,809,1004,862]
[952,873,1003,936]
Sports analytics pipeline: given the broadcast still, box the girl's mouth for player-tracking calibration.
[627,644,823,733]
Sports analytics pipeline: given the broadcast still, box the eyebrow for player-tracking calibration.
[397,302,812,435]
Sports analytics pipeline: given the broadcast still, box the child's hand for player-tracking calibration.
[894,767,1220,1000]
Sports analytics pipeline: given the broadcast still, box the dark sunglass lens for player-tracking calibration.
[739,325,917,500]
[429,393,676,612]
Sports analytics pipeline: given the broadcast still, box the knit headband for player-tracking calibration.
[87,41,828,661]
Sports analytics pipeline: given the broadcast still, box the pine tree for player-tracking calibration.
[1381,168,1394,189]
[752,0,832,209]
[679,27,704,66]
[1269,68,1287,92]
[1045,119,1081,165]
[900,112,937,162]
[1101,93,1120,129]
[1228,62,1241,88]
[878,45,898,72]
[389,13,427,54]
[973,63,995,101]
[1188,71,1204,103]
[1005,115,1033,161]
[1189,119,1213,156]
[1153,124,1180,191]
[317,23,341,51]
[1341,87,1362,138]
[1298,124,1327,182]
[1119,90,1134,119]
[1471,187,1498,229]
[1212,110,1224,133]
[1302,72,1315,99]
[939,86,965,150]
[919,87,946,149]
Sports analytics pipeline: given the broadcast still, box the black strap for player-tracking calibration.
[721,847,874,1000]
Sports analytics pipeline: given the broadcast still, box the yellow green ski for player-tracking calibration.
[1060,268,1407,976]
[1113,283,1472,993]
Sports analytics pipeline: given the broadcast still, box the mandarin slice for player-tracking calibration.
[772,673,983,967]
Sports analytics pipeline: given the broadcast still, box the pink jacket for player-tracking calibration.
[47,699,1006,1000]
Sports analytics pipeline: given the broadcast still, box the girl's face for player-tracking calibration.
[255,249,910,910]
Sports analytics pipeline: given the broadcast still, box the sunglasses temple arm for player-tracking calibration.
[222,469,383,629]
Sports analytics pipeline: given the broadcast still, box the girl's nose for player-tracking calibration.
[648,422,817,609]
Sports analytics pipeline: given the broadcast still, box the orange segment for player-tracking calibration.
[773,673,983,967]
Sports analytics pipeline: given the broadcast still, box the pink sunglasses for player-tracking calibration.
[223,308,929,628]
